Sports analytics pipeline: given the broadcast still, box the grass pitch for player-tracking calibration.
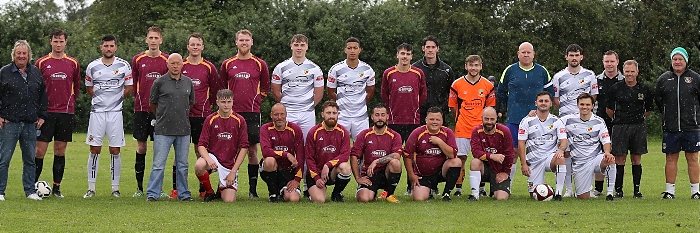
[0,134,698,232]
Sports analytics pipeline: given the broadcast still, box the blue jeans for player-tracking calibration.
[146,135,191,199]
[0,122,37,196]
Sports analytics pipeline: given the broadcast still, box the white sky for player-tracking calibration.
[0,0,94,8]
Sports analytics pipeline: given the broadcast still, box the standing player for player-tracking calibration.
[194,89,249,203]
[351,103,403,203]
[83,34,133,198]
[606,60,653,198]
[327,37,376,140]
[131,26,169,198]
[518,92,567,201]
[448,55,495,197]
[34,29,81,198]
[403,107,461,201]
[305,101,352,203]
[414,35,454,125]
[220,29,270,198]
[551,44,598,197]
[272,34,324,140]
[259,103,305,202]
[655,47,700,199]
[596,50,624,130]
[182,33,219,197]
[496,42,553,190]
[468,107,514,201]
[560,93,617,200]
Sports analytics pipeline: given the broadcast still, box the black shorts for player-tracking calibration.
[133,111,155,141]
[357,167,388,194]
[190,117,205,144]
[305,167,338,187]
[388,124,420,143]
[239,112,260,145]
[611,124,648,156]
[662,131,700,154]
[418,172,446,190]
[481,163,511,194]
[37,113,74,142]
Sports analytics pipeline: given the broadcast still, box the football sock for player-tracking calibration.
[565,157,573,190]
[332,173,351,195]
[691,183,699,194]
[135,152,146,191]
[111,154,121,191]
[632,164,642,193]
[605,164,616,195]
[595,180,604,193]
[456,166,465,186]
[469,170,481,197]
[386,172,401,196]
[260,171,278,196]
[406,179,412,192]
[53,155,65,184]
[443,167,461,195]
[509,164,516,190]
[248,164,259,193]
[34,157,44,182]
[615,164,625,192]
[172,165,177,190]
[87,153,99,190]
[666,183,675,195]
[555,164,566,195]
[197,171,214,194]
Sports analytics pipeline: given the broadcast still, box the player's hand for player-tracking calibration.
[0,117,5,129]
[225,172,236,187]
[429,136,444,145]
[521,163,530,177]
[286,180,299,192]
[287,153,298,168]
[321,165,330,183]
[367,161,378,177]
[409,174,421,189]
[35,118,44,129]
[554,149,564,159]
[356,176,372,186]
[496,172,509,183]
[497,112,502,118]
[315,178,325,189]
[527,110,536,117]
[490,153,505,164]
[204,157,218,170]
[604,153,615,163]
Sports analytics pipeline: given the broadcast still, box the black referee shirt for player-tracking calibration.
[607,81,654,125]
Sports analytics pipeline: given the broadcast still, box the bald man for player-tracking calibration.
[145,53,196,201]
[468,107,515,200]
[260,103,305,202]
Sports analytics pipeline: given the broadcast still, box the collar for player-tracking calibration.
[420,56,442,68]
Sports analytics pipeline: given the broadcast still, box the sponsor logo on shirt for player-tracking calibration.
[559,128,566,133]
[275,145,289,152]
[95,79,122,89]
[273,75,281,81]
[371,150,386,157]
[322,145,336,153]
[601,132,609,139]
[397,86,413,93]
[51,72,67,80]
[316,76,323,81]
[217,132,233,140]
[484,147,497,154]
[235,72,251,79]
[425,148,442,155]
[518,128,526,135]
[192,78,201,86]
[146,72,160,80]
[531,134,555,145]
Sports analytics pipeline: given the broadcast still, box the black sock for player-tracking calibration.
[615,164,625,192]
[456,184,462,189]
[35,158,44,183]
[135,153,146,191]
[386,172,401,196]
[248,164,259,193]
[260,171,278,196]
[443,167,461,195]
[632,164,642,193]
[53,156,65,184]
[595,180,604,193]
[332,173,351,195]
[406,179,412,192]
[172,165,177,190]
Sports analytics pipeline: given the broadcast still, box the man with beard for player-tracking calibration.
[259,103,304,202]
[351,103,403,203]
[305,100,352,202]
[551,44,598,197]
[468,107,514,200]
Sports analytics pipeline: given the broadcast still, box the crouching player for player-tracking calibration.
[403,107,461,201]
[468,107,514,201]
[351,103,403,203]
[259,103,304,202]
[518,91,568,201]
[194,89,249,202]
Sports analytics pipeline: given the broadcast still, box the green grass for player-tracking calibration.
[1,134,699,232]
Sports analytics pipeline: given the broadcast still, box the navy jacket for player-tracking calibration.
[0,63,48,123]
[655,68,700,132]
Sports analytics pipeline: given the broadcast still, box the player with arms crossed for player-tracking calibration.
[83,34,133,198]
[351,103,403,203]
[194,89,249,202]
[518,91,567,201]
[468,107,514,201]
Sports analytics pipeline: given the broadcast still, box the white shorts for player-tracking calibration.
[287,110,316,141]
[85,111,125,147]
[208,153,239,191]
[456,138,471,156]
[526,153,555,193]
[573,154,605,196]
[338,116,369,140]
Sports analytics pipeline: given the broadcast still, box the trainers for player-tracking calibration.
[427,194,434,200]
[146,197,157,202]
[180,197,194,201]
[0,195,4,201]
[404,189,412,196]
[553,194,562,201]
[661,191,675,199]
[111,190,121,197]
[442,193,451,202]
[52,190,64,198]
[563,189,573,197]
[467,195,478,201]
[83,190,95,198]
[606,194,614,201]
[633,192,644,199]
[431,189,440,196]
[378,191,388,199]
[269,194,279,203]
[692,192,700,199]
[203,193,215,202]
[169,190,178,199]
[303,190,310,199]
[132,190,144,198]
[590,190,601,198]
[331,193,344,202]
[454,190,462,197]
[249,192,259,198]
[615,191,624,198]
[159,191,169,198]
[385,194,400,203]
[27,193,42,201]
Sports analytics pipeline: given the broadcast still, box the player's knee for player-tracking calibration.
[446,157,462,167]
[194,158,207,174]
[34,151,46,159]
[262,157,277,171]
[136,142,147,153]
[338,162,351,175]
[685,153,699,163]
[494,191,509,200]
[665,154,680,163]
[615,155,626,165]
[470,159,483,170]
[387,159,402,172]
[356,191,373,203]
[285,192,301,202]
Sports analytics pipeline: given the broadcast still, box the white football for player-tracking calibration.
[35,181,52,198]
[533,184,554,201]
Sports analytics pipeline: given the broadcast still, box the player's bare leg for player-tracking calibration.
[308,183,327,203]
[194,157,215,202]
[247,144,259,198]
[685,152,700,198]
[663,153,680,198]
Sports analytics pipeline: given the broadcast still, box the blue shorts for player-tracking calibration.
[662,131,700,154]
[506,123,519,148]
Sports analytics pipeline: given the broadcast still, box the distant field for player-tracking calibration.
[0,134,698,232]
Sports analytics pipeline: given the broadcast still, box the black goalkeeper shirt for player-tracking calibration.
[607,81,654,125]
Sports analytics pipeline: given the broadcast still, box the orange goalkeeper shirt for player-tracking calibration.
[448,76,496,138]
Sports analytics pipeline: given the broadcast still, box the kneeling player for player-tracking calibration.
[305,101,352,203]
[561,93,616,200]
[468,107,514,201]
[404,107,461,201]
[260,103,304,202]
[194,89,249,203]
[518,92,568,201]
[351,103,403,203]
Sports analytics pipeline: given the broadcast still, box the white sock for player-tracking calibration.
[87,153,99,190]
[691,183,699,194]
[509,164,516,190]
[469,170,481,198]
[555,165,566,195]
[111,154,121,188]
[666,183,675,195]
[605,164,616,195]
[565,157,573,190]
